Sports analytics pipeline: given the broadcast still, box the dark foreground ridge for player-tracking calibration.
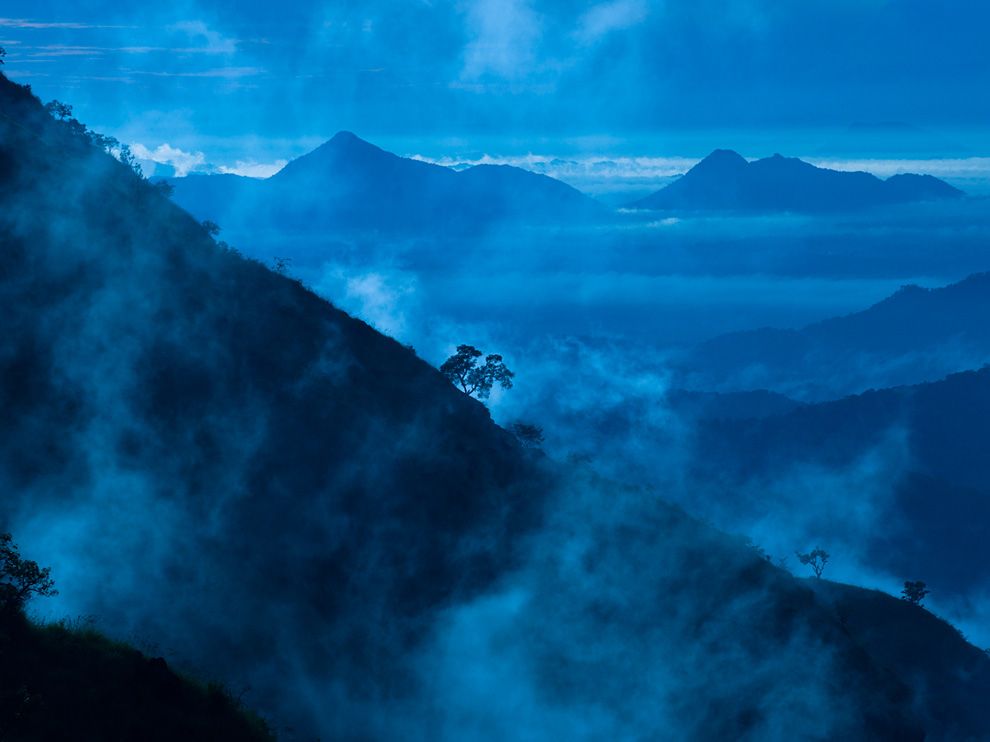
[0,610,273,741]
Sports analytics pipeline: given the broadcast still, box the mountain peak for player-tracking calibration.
[699,149,748,167]
[328,130,364,146]
[270,129,394,183]
[323,130,382,155]
[683,149,749,181]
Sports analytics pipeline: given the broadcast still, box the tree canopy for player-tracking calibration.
[796,547,829,578]
[0,533,57,614]
[440,345,514,400]
[901,580,930,606]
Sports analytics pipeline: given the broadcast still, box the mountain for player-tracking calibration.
[166,131,605,235]
[630,150,964,213]
[2,72,988,739]
[688,367,990,602]
[676,272,990,401]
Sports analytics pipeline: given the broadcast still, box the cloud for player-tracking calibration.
[0,18,131,30]
[23,45,106,57]
[130,142,206,177]
[410,151,696,180]
[23,44,248,58]
[808,156,990,180]
[575,0,649,44]
[313,265,419,338]
[460,0,543,81]
[167,20,238,55]
[130,66,263,79]
[217,159,288,178]
[129,144,286,178]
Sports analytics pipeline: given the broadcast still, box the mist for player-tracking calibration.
[4,2,990,739]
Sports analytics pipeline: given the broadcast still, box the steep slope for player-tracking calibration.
[0,73,984,739]
[166,131,605,234]
[1,612,273,741]
[0,76,546,736]
[631,150,964,213]
[811,580,990,741]
[677,273,990,400]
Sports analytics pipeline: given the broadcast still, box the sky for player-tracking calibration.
[2,1,989,174]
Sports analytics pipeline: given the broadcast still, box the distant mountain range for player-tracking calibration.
[676,272,990,400]
[166,131,605,234]
[167,142,967,231]
[630,150,964,213]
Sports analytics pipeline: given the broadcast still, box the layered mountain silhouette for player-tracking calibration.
[631,150,963,212]
[3,72,989,738]
[676,272,990,400]
[689,367,990,602]
[166,131,604,234]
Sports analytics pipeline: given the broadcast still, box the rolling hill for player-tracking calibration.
[676,272,990,400]
[630,150,963,213]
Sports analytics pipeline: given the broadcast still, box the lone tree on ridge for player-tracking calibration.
[796,547,830,579]
[440,345,514,400]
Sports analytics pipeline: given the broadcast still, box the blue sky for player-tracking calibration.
[2,1,989,173]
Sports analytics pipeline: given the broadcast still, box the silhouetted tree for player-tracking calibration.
[202,220,222,238]
[510,422,544,448]
[440,345,514,400]
[44,100,73,121]
[0,533,56,616]
[272,256,291,275]
[152,180,174,198]
[83,132,142,176]
[87,131,116,152]
[901,580,930,606]
[117,143,143,176]
[796,547,829,578]
[0,47,6,66]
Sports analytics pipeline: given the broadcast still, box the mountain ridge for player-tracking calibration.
[631,150,964,213]
[167,130,605,234]
[677,271,990,400]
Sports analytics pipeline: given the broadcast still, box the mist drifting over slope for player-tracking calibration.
[3,0,990,737]
[7,69,990,739]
